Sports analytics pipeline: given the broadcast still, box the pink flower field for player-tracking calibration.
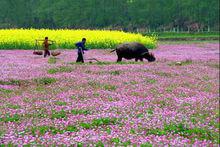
[0,43,219,146]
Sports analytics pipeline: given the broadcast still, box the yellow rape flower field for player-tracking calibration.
[0,29,157,49]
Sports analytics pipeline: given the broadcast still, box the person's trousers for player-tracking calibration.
[44,50,50,58]
[76,52,84,63]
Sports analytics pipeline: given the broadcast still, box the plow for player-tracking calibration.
[33,39,101,62]
[85,58,101,63]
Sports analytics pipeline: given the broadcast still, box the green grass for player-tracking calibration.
[51,110,67,119]
[80,123,92,129]
[80,117,118,129]
[48,57,57,64]
[48,66,73,74]
[165,84,177,93]
[146,123,219,143]
[110,70,120,75]
[54,101,67,106]
[88,81,117,91]
[25,118,118,137]
[71,109,90,115]
[145,78,157,84]
[6,104,21,109]
[0,79,21,85]
[111,138,121,144]
[91,117,117,126]
[34,77,57,85]
[103,84,117,91]
[155,71,173,77]
[140,142,153,147]
[31,126,57,136]
[31,125,78,136]
[0,114,20,122]
[146,108,154,115]
[159,40,219,45]
[0,88,13,94]
[65,125,78,132]
[145,32,219,39]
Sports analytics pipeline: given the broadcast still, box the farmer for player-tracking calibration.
[42,37,52,58]
[75,38,88,63]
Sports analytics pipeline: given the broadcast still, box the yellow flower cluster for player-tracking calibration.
[0,29,157,49]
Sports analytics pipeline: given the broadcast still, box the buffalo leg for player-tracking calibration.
[135,58,138,62]
[117,56,122,62]
[140,58,143,62]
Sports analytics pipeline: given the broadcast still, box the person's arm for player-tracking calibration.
[82,44,89,51]
[77,43,87,50]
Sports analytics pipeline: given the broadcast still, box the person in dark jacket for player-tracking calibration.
[75,38,88,63]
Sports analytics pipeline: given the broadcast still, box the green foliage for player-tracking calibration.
[145,78,157,84]
[71,109,90,115]
[54,101,67,106]
[93,93,100,97]
[0,79,21,85]
[106,128,111,134]
[77,143,83,147]
[111,138,121,144]
[122,140,132,146]
[65,126,78,132]
[31,125,78,136]
[165,84,177,92]
[137,113,144,118]
[35,86,45,92]
[80,117,118,129]
[48,66,73,74]
[31,126,64,136]
[146,108,154,115]
[48,57,57,64]
[0,88,13,94]
[88,81,101,88]
[140,142,153,147]
[110,70,120,75]
[0,114,20,122]
[203,83,212,92]
[35,77,57,85]
[146,32,220,39]
[156,72,172,77]
[0,1,218,32]
[130,81,138,85]
[103,84,117,91]
[6,104,21,109]
[91,117,117,126]
[146,123,219,143]
[95,141,104,147]
[80,123,92,129]
[88,81,117,91]
[51,110,67,119]
[70,95,76,99]
[130,128,136,134]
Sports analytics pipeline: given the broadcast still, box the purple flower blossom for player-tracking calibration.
[0,43,219,146]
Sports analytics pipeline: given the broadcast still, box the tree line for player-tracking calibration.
[0,0,219,32]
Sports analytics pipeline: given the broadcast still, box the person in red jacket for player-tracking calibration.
[42,37,52,58]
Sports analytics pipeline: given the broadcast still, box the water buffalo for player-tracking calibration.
[110,42,156,62]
